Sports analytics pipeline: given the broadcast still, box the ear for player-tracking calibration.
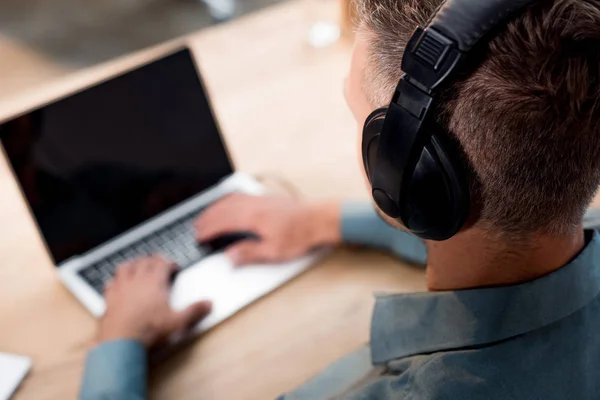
[346,33,379,125]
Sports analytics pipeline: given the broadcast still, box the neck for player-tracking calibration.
[426,227,586,291]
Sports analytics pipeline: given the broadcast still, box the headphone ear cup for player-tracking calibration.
[404,133,470,239]
[362,107,470,240]
[362,108,388,183]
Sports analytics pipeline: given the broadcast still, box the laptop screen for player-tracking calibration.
[0,48,233,264]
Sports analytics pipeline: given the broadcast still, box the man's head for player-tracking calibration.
[345,0,600,239]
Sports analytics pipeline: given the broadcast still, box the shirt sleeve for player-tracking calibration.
[341,202,427,265]
[79,339,148,400]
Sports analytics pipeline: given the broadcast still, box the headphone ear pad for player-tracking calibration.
[362,108,388,184]
[404,133,470,240]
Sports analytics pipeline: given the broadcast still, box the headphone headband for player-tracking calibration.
[404,0,542,91]
[432,0,540,52]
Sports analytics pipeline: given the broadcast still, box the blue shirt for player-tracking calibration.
[80,203,600,399]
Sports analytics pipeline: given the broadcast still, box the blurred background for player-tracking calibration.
[0,0,361,203]
[0,0,343,102]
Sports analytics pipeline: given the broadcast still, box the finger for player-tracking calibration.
[129,261,144,278]
[173,300,213,332]
[194,196,255,241]
[138,255,175,286]
[146,254,170,270]
[115,260,136,280]
[103,280,115,294]
[150,256,178,282]
[130,256,160,278]
[195,213,251,243]
[140,256,159,275]
[194,195,240,229]
[149,254,169,264]
[226,241,275,266]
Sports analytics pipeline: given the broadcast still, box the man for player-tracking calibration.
[80,0,600,398]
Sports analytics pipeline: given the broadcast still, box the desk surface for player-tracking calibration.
[0,2,428,399]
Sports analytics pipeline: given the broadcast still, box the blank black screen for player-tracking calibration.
[0,48,233,264]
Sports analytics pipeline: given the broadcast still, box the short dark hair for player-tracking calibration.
[356,0,600,236]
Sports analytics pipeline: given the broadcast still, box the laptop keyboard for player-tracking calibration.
[77,211,206,295]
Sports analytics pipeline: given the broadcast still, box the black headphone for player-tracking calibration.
[362,0,540,241]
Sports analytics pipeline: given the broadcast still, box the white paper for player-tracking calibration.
[0,353,31,400]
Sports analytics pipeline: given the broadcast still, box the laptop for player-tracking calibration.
[0,47,323,334]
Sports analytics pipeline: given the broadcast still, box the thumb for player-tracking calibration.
[174,300,213,332]
[226,241,272,266]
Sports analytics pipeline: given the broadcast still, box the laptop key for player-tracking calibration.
[95,283,105,295]
[83,268,100,280]
[99,270,113,282]
[122,250,138,261]
[138,242,151,253]
[111,256,124,266]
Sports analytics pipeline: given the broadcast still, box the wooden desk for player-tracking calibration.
[0,1,427,399]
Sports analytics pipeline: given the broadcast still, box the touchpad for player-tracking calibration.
[169,251,326,335]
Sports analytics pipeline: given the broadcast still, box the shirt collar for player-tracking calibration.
[370,230,600,364]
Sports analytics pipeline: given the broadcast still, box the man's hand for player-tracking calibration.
[98,256,212,348]
[195,194,342,266]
